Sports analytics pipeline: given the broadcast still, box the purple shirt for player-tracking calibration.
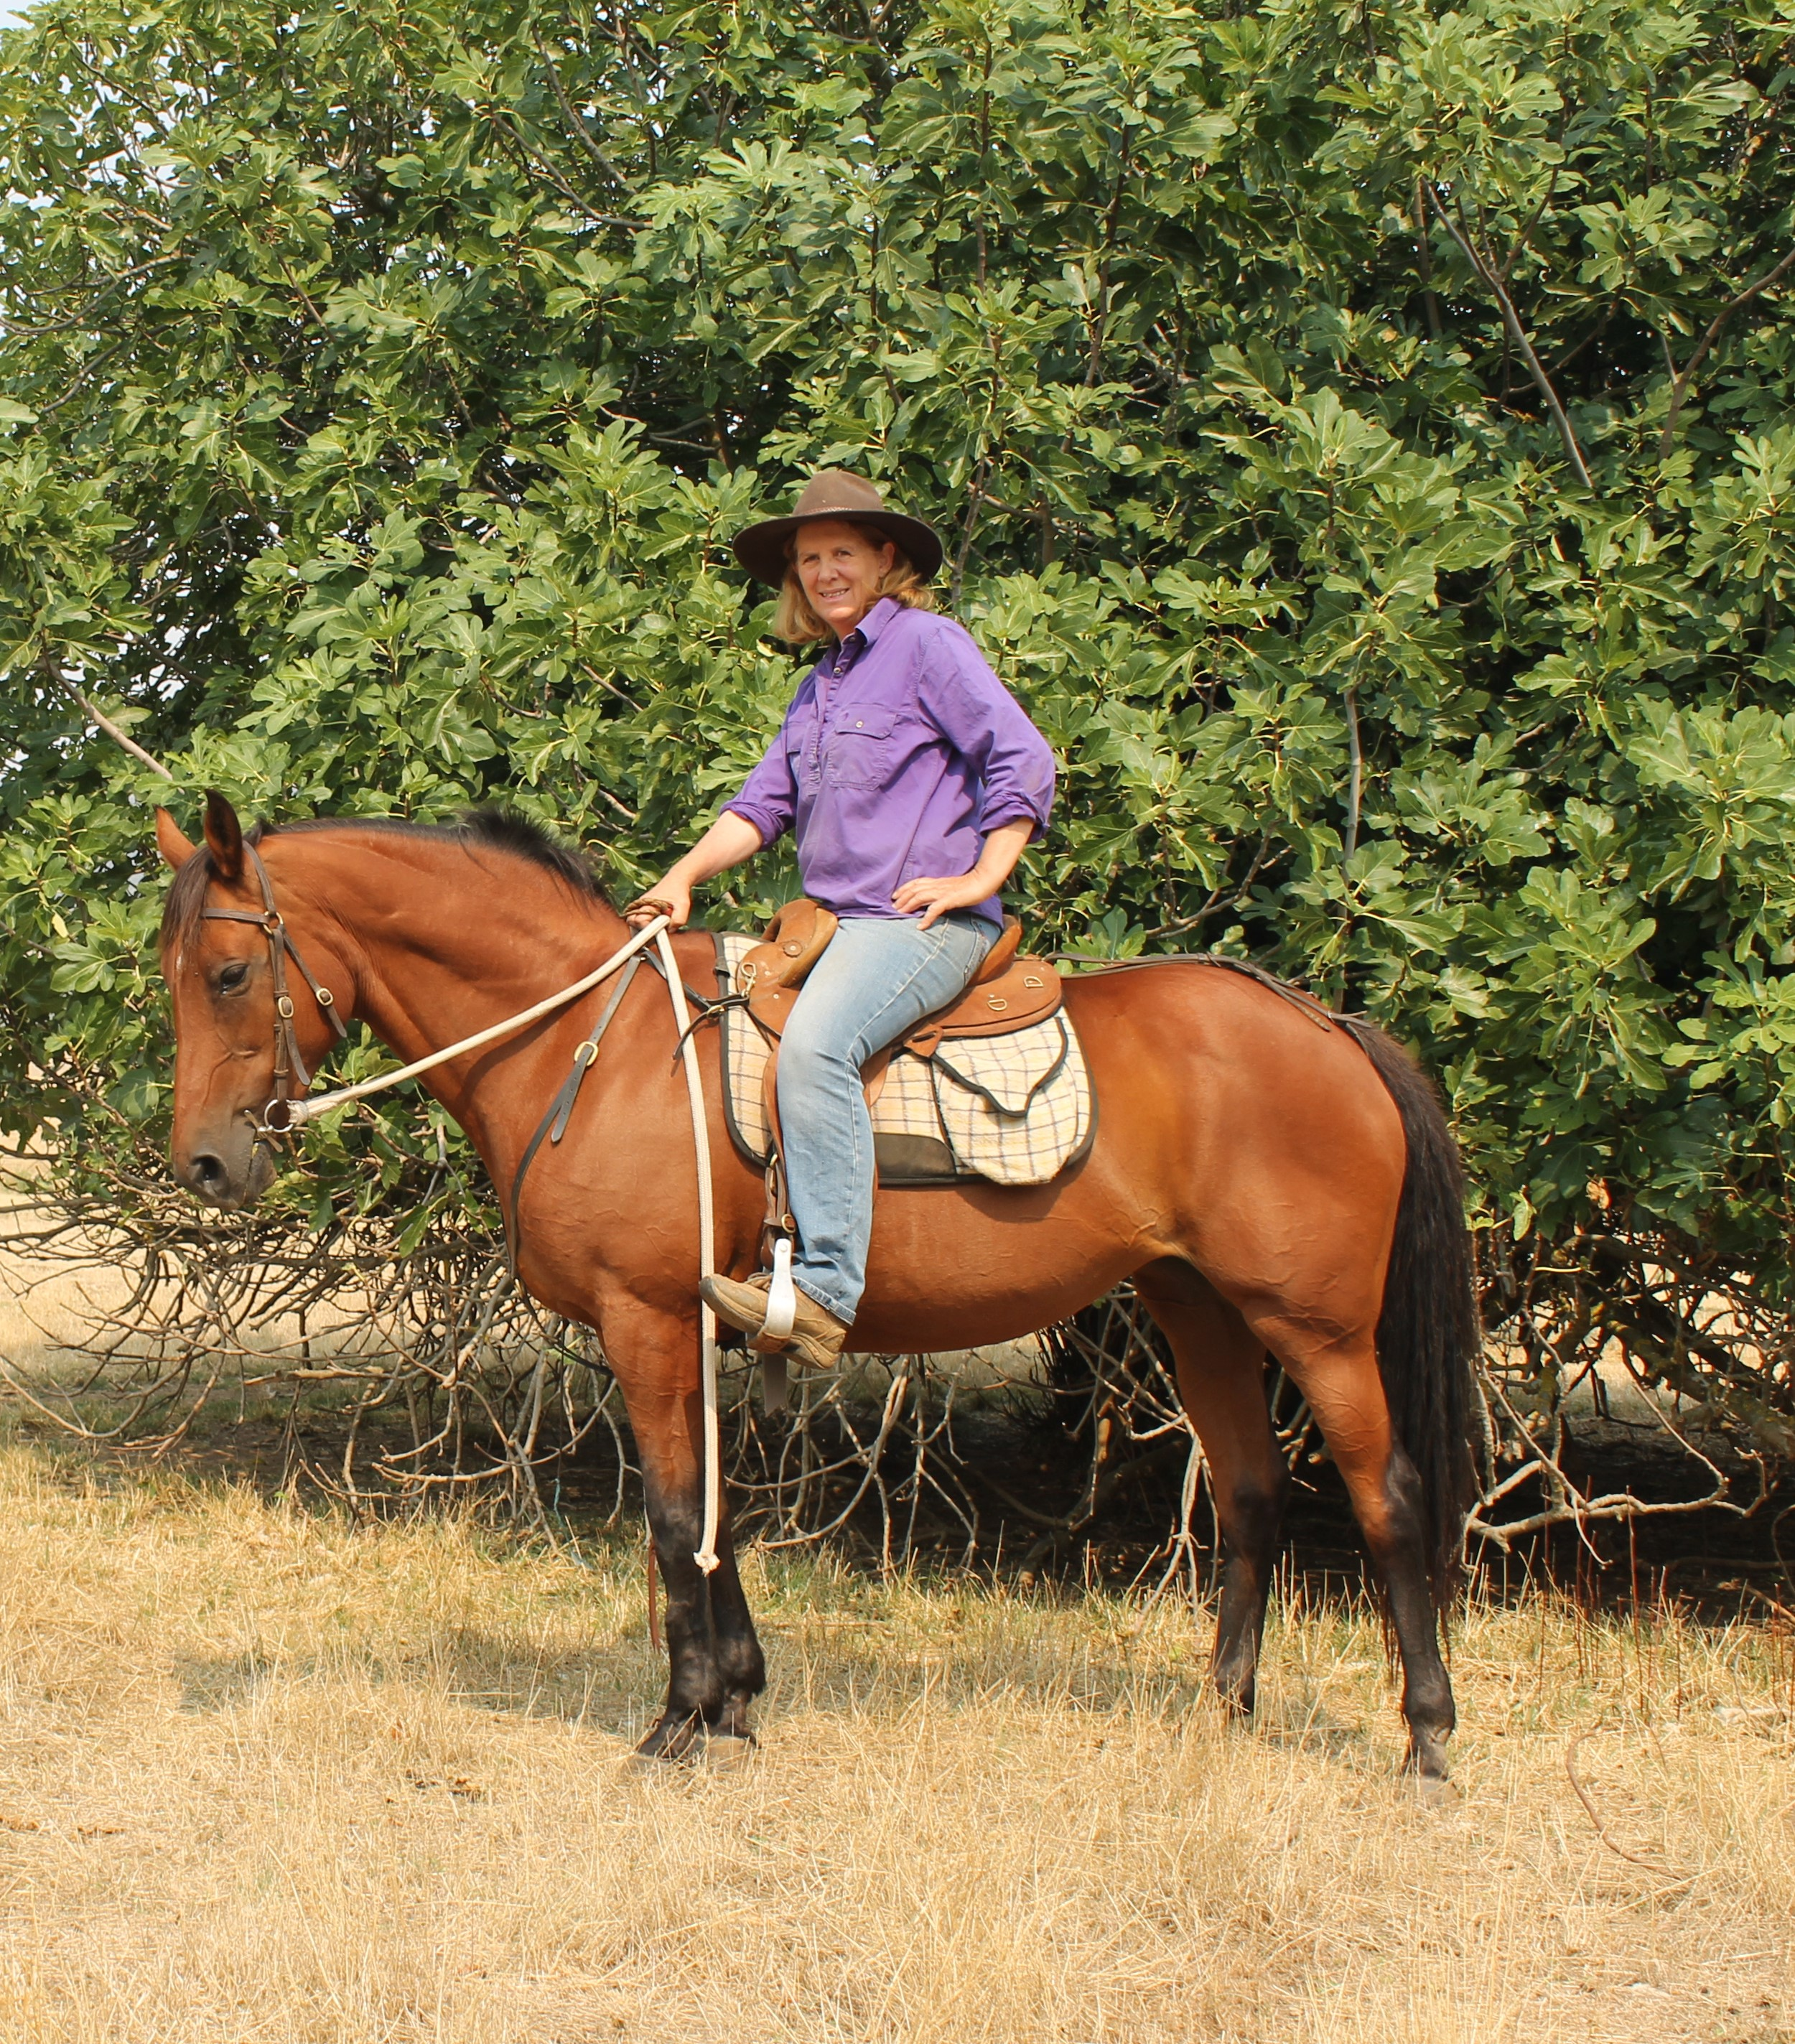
[726,598,1055,926]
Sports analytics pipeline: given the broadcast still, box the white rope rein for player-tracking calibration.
[281,907,725,1575]
[281,915,671,1129]
[656,925,724,1574]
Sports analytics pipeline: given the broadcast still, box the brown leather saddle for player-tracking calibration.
[738,896,1063,1226]
[736,897,1063,1055]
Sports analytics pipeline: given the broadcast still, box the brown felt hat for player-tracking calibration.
[732,470,943,587]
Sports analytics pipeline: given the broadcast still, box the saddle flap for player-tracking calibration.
[745,981,800,1040]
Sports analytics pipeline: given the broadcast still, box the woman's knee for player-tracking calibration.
[776,1016,858,1096]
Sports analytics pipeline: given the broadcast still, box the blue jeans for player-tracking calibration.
[778,913,997,1323]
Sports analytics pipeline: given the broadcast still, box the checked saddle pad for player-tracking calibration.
[712,931,1095,1187]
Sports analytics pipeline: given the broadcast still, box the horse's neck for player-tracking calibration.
[299,836,629,1089]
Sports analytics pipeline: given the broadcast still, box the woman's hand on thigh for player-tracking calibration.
[895,821,1030,928]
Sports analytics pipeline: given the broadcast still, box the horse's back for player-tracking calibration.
[1062,958,1405,1150]
[851,960,1406,1350]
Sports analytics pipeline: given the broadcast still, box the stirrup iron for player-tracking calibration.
[762,1237,798,1343]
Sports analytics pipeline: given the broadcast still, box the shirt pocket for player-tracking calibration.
[823,703,900,790]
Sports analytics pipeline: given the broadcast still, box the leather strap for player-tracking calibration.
[204,844,350,1126]
[505,955,643,1271]
[638,941,722,1036]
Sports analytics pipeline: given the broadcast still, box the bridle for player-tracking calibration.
[202,843,349,1135]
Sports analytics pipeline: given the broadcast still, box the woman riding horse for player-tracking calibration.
[156,473,1478,1772]
[626,470,1057,1373]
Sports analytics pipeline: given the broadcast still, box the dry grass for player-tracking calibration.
[0,1438,1784,2043]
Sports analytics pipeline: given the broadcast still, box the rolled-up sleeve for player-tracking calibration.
[920,625,1056,840]
[724,709,801,849]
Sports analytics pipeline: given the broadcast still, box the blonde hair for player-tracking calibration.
[770,522,937,646]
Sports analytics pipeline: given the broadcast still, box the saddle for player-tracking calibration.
[736,897,1062,1055]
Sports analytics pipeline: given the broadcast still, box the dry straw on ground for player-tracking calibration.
[0,1438,1788,2044]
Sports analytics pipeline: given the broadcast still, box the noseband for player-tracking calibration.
[203,844,350,1134]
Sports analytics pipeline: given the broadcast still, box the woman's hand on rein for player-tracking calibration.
[625,879,691,931]
[627,813,761,931]
[892,872,992,929]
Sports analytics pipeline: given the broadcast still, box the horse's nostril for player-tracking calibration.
[190,1152,226,1190]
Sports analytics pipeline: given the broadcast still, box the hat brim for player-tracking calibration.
[732,508,944,589]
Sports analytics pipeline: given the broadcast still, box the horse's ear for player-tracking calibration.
[202,790,244,882]
[154,807,196,871]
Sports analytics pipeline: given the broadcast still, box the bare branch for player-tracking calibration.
[1658,243,1795,458]
[531,29,628,190]
[1414,178,1442,340]
[1425,183,1593,489]
[1565,1738,1697,1885]
[1342,682,1363,864]
[65,685,173,779]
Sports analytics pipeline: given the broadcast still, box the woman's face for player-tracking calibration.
[793,518,895,638]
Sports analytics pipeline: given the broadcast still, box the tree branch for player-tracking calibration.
[531,29,627,190]
[1658,243,1795,458]
[66,686,173,780]
[1343,681,1363,862]
[1414,178,1442,340]
[949,455,991,608]
[1500,170,1559,286]
[1425,184,1593,488]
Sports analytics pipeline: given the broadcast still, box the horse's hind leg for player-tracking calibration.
[1251,1325,1455,1780]
[1134,1259,1288,1717]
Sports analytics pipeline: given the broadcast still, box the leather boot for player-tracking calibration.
[700,1271,849,1371]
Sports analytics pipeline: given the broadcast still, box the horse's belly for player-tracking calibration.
[852,1170,1157,1352]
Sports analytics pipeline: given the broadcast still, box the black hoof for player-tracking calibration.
[635,1710,705,1762]
[1402,1730,1453,1786]
[633,1712,759,1765]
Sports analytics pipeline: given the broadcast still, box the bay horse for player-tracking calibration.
[154,794,1480,1778]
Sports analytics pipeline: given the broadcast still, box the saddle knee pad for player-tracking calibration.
[737,897,839,997]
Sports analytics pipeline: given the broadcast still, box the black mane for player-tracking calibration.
[160,807,609,953]
[452,806,607,898]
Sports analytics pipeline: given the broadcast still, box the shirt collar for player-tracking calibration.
[850,596,902,647]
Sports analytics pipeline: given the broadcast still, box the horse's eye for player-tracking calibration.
[218,961,251,994]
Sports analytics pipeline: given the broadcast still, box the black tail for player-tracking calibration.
[1338,1017,1481,1613]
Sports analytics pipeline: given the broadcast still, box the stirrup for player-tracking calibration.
[761,1239,798,1343]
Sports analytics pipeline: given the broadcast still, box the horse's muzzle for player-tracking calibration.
[173,1123,276,1209]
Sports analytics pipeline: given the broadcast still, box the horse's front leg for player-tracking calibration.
[607,1302,765,1758]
